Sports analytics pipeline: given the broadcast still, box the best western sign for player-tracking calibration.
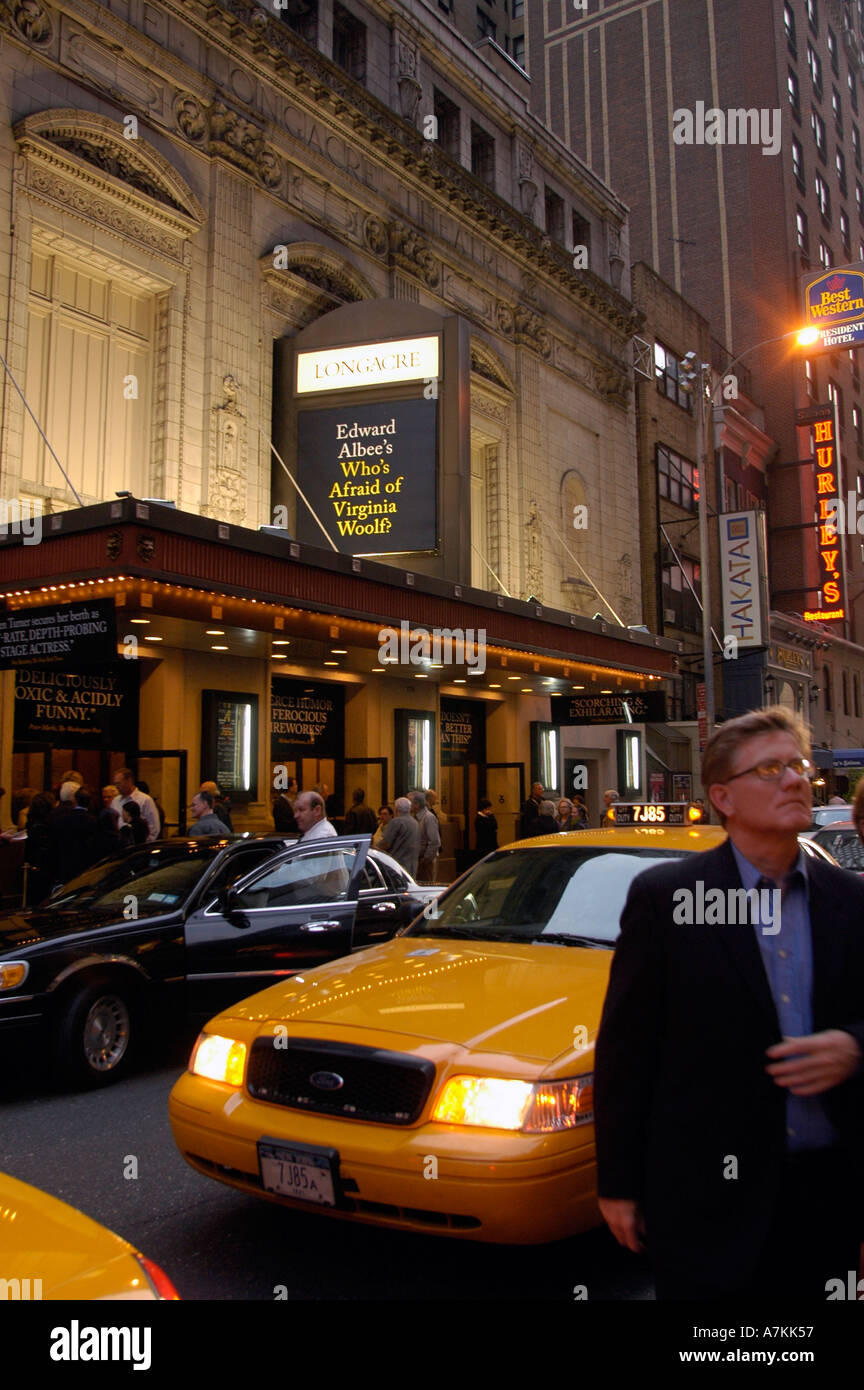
[803,403,846,624]
[802,266,864,350]
[296,336,439,393]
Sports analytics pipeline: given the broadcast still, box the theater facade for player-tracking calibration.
[0,0,681,858]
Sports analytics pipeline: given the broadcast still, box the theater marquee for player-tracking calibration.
[296,336,439,393]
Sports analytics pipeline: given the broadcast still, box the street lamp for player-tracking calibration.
[677,327,814,740]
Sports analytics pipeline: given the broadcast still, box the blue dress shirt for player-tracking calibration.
[729,842,838,1153]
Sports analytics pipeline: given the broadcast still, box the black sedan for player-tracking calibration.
[0,834,439,1087]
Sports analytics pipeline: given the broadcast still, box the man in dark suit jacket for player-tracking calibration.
[594,706,864,1300]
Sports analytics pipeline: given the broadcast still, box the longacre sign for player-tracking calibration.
[803,403,846,624]
[296,336,439,394]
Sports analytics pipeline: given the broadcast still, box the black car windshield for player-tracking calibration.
[406,846,687,945]
[46,845,218,913]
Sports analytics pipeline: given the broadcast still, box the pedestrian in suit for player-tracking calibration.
[594,706,864,1300]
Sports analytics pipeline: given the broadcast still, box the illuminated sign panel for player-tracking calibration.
[802,265,864,351]
[296,398,437,555]
[296,336,439,394]
[609,803,694,826]
[803,404,847,623]
[718,511,765,647]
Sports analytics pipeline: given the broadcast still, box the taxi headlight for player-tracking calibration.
[189,1033,247,1086]
[0,961,29,991]
[432,1073,594,1132]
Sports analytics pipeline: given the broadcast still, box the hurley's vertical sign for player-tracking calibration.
[802,403,847,623]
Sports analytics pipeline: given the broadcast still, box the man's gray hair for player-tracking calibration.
[410,791,427,810]
[394,796,412,815]
[300,790,326,814]
[540,800,557,817]
[59,780,79,802]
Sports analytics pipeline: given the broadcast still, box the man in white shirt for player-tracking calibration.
[111,768,160,843]
[294,791,338,842]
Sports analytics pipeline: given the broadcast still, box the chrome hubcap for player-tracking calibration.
[83,995,130,1071]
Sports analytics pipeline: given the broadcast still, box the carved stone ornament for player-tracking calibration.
[209,102,265,176]
[14,0,53,44]
[363,215,389,258]
[257,149,282,189]
[593,362,630,406]
[519,178,538,218]
[175,94,206,143]
[389,221,439,289]
[106,530,122,560]
[525,499,543,604]
[136,534,156,563]
[496,302,514,336]
[516,139,534,182]
[49,134,187,213]
[215,374,243,417]
[397,76,422,125]
[513,305,552,360]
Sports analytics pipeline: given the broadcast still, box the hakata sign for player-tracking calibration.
[0,598,116,669]
[550,692,667,725]
[718,511,765,647]
[802,403,847,624]
[270,678,345,762]
[801,265,864,351]
[296,336,439,394]
[296,398,437,555]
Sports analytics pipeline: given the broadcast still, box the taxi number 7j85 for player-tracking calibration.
[633,805,666,822]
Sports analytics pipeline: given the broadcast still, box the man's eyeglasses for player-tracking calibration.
[724,757,814,784]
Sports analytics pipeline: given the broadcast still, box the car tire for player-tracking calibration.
[53,975,139,1088]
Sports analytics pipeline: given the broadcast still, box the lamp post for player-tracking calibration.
[677,328,816,740]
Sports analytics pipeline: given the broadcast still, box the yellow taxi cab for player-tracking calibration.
[169,809,830,1244]
[0,1171,180,1299]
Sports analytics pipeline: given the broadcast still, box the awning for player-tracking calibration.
[811,748,834,769]
[831,748,864,769]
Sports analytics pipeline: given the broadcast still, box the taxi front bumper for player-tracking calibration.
[170,1071,601,1244]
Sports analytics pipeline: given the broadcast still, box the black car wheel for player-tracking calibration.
[53,976,138,1087]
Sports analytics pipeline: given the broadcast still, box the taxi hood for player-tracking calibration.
[221,936,613,1065]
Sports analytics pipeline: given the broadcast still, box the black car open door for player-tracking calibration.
[184,835,370,1017]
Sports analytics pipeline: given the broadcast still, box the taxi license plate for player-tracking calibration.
[258,1140,338,1206]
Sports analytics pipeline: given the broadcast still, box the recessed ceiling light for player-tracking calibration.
[324,660,339,666]
[372,667,386,673]
[331,648,348,654]
[489,683,501,688]
[206,629,224,636]
[507,675,520,681]
[572,684,585,690]
[129,618,150,625]
[453,678,466,683]
[273,639,290,646]
[467,669,483,675]
[415,673,428,679]
[521,687,532,692]
[543,679,555,685]
[428,663,444,668]
[211,644,228,651]
[600,689,613,693]
[144,635,163,642]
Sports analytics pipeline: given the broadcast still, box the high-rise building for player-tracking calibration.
[527,0,864,756]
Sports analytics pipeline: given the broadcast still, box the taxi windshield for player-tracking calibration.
[408,846,686,945]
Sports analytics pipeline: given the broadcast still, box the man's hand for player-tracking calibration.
[598,1197,646,1253]
[765,1029,863,1095]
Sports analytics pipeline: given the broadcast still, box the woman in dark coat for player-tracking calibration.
[120,800,148,847]
[474,798,499,859]
[24,792,57,905]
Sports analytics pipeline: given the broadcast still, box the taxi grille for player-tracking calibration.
[246,1038,436,1125]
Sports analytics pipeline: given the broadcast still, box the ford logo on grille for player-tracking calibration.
[309,1070,344,1091]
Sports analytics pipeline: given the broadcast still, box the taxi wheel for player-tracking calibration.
[53,976,139,1087]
